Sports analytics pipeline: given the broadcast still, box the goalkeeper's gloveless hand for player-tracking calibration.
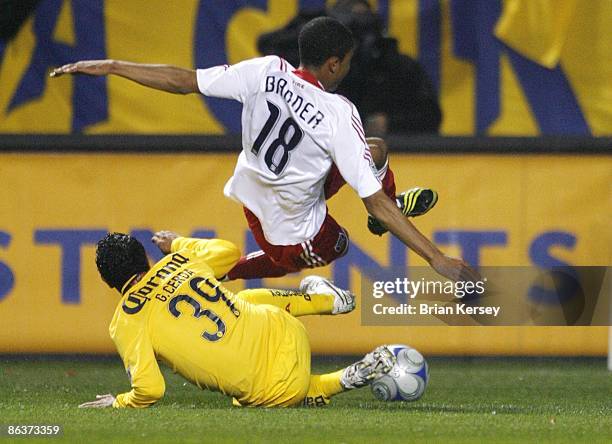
[78,393,116,409]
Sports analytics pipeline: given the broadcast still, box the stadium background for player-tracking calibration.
[0,0,610,356]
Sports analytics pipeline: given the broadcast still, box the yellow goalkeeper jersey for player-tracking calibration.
[110,237,305,408]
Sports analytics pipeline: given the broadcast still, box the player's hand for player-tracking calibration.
[430,254,481,283]
[78,393,115,409]
[152,230,180,254]
[50,60,114,78]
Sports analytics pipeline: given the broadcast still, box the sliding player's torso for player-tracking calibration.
[113,249,288,401]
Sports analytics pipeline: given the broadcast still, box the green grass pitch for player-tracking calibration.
[1,356,610,443]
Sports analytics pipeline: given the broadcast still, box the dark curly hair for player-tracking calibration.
[299,17,354,68]
[96,232,150,291]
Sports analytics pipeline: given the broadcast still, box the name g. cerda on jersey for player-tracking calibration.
[122,253,192,315]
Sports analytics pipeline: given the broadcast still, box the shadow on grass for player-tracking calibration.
[323,401,527,415]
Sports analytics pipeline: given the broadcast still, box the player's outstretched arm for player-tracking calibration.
[363,190,480,282]
[50,60,198,94]
[152,230,241,279]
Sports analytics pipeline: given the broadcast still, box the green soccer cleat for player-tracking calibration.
[367,187,439,236]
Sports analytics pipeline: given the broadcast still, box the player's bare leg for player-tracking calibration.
[302,346,396,407]
[366,137,438,236]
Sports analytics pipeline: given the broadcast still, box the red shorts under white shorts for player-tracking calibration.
[243,207,349,273]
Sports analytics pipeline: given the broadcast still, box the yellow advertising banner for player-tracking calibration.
[0,153,609,355]
[0,0,610,135]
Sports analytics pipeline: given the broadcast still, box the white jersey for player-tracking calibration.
[196,56,381,245]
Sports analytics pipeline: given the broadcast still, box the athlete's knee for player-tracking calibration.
[337,228,350,258]
[366,137,389,170]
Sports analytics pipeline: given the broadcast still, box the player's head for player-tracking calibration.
[95,232,150,292]
[298,17,355,91]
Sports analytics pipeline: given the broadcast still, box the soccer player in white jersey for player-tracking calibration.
[51,17,478,283]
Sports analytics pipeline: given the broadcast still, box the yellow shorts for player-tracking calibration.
[234,309,311,408]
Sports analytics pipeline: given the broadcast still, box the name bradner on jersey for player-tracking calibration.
[196,56,382,245]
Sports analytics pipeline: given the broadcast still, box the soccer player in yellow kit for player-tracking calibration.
[79,231,395,409]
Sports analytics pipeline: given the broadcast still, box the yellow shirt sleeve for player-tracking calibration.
[111,321,166,408]
[170,237,241,278]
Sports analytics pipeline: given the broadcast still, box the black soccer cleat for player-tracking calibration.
[367,187,439,236]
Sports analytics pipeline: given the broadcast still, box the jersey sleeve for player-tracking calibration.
[196,56,276,103]
[171,237,241,278]
[112,319,165,408]
[329,99,382,199]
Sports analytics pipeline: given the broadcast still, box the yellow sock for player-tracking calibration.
[302,370,345,407]
[236,289,334,317]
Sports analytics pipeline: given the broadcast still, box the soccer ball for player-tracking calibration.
[371,344,429,402]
